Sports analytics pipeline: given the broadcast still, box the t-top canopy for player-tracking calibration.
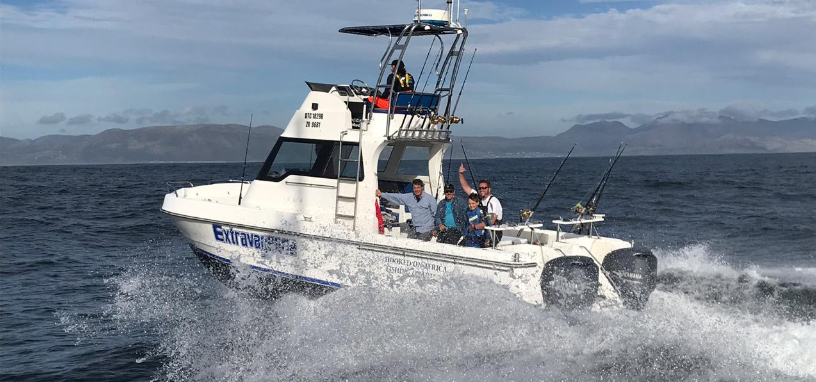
[339,23,463,37]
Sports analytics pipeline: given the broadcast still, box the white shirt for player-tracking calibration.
[469,190,503,221]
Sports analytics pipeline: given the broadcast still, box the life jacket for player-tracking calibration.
[396,73,414,91]
[480,195,501,224]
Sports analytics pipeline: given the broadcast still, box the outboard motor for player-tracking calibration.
[602,248,658,310]
[541,256,599,310]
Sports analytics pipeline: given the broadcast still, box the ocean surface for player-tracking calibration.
[1,153,815,381]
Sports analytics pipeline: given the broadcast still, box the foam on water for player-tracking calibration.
[102,243,816,381]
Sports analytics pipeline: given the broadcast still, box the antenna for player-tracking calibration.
[238,114,253,206]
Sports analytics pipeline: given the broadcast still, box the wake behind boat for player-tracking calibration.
[161,2,658,310]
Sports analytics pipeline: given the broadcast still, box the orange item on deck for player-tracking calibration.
[367,96,391,109]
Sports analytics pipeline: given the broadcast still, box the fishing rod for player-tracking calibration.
[237,114,253,206]
[460,140,477,187]
[413,37,437,94]
[450,48,476,121]
[420,36,444,95]
[576,143,626,218]
[524,143,576,223]
[445,141,454,185]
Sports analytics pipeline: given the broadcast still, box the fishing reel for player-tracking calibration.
[520,209,533,221]
[429,115,464,125]
[429,115,447,125]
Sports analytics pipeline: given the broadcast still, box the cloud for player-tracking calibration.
[98,113,129,124]
[66,114,94,125]
[129,105,231,126]
[804,105,816,117]
[629,113,657,125]
[565,112,631,124]
[718,103,805,122]
[135,110,182,125]
[568,104,809,127]
[37,112,66,124]
[3,0,816,138]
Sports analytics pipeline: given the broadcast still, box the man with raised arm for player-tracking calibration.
[458,163,503,226]
[376,178,436,241]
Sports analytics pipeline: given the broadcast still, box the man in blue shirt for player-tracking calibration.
[376,179,437,241]
[434,183,465,245]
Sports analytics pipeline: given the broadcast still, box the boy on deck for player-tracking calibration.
[464,194,487,248]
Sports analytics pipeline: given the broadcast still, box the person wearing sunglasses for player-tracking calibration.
[434,183,465,245]
[458,163,504,241]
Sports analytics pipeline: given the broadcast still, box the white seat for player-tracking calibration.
[498,237,527,246]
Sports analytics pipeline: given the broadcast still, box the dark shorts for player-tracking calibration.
[408,230,434,241]
[437,228,462,245]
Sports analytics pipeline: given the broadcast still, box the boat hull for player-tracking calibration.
[166,212,549,304]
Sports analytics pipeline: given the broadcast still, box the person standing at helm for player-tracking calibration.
[369,60,415,109]
[458,163,503,226]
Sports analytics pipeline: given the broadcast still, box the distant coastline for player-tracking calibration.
[2,118,814,165]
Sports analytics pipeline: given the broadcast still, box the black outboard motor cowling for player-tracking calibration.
[541,256,600,310]
[602,248,658,310]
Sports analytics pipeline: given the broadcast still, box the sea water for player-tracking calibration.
[1,153,814,381]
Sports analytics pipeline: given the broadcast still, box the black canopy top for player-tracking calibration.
[339,23,464,37]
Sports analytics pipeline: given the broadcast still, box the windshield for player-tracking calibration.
[257,138,362,181]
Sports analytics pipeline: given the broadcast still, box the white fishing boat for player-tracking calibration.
[161,2,657,310]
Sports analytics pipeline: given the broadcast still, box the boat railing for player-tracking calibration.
[208,179,251,185]
[166,181,195,197]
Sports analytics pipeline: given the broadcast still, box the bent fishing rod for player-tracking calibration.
[238,114,253,206]
[460,140,477,187]
[450,48,477,124]
[579,142,626,217]
[524,143,576,223]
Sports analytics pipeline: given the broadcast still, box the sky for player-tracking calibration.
[1,0,815,139]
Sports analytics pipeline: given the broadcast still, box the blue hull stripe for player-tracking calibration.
[192,246,343,289]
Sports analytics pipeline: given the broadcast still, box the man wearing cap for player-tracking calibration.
[434,183,466,245]
[369,60,415,109]
[375,178,436,241]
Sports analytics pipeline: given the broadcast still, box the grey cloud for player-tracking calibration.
[653,109,720,124]
[59,128,68,133]
[718,105,760,122]
[212,105,229,116]
[135,110,183,125]
[37,112,66,125]
[719,104,803,122]
[129,105,233,126]
[629,113,657,126]
[122,108,153,117]
[565,112,631,124]
[766,109,800,119]
[98,113,130,124]
[66,114,94,125]
[803,105,816,117]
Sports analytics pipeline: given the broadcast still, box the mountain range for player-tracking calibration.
[1,117,814,165]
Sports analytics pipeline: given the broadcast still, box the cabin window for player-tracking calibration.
[397,146,430,176]
[377,145,394,173]
[257,138,363,181]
